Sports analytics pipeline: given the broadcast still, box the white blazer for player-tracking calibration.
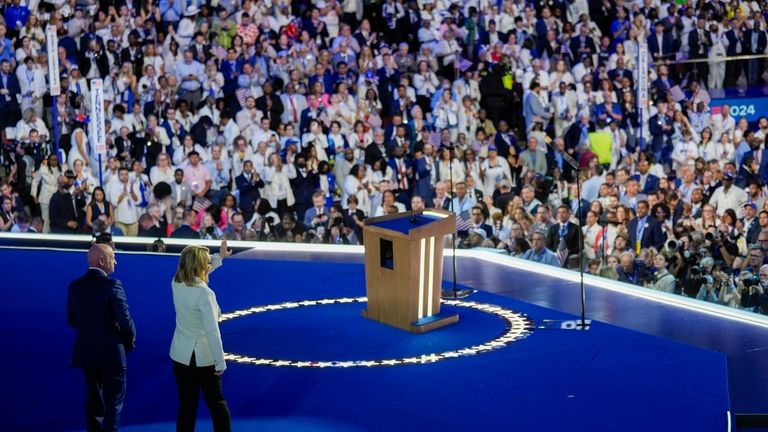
[169,254,226,371]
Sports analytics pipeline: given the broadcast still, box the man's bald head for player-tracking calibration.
[88,244,116,275]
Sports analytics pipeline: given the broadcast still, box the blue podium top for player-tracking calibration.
[367,212,447,235]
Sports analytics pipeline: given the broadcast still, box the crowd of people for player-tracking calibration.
[2,0,768,313]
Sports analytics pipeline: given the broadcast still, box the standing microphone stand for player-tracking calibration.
[442,142,473,299]
[541,138,590,330]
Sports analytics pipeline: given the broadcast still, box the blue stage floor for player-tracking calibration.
[0,248,733,431]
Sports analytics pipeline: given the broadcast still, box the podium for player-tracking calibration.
[362,209,459,333]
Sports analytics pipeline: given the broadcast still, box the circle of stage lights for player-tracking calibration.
[220,297,534,368]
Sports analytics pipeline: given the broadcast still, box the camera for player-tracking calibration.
[742,273,761,289]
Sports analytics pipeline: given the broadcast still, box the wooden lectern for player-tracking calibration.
[362,209,459,333]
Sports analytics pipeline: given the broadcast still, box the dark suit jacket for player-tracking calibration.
[744,217,761,245]
[564,121,596,153]
[648,32,677,60]
[120,47,145,78]
[608,68,633,86]
[0,72,20,111]
[630,173,660,194]
[569,35,596,60]
[627,216,665,250]
[688,28,712,58]
[546,222,580,257]
[49,191,85,234]
[235,172,265,215]
[255,93,284,131]
[171,224,200,239]
[478,30,507,47]
[745,30,768,55]
[494,132,518,159]
[67,269,136,369]
[648,113,674,153]
[724,29,745,57]
[741,150,768,185]
[80,50,110,79]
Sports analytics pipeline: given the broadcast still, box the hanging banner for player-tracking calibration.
[46,25,60,96]
[90,79,106,154]
[637,43,649,109]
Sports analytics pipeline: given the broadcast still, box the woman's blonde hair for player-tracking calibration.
[174,245,210,286]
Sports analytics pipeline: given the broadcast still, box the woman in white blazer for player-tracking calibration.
[170,240,232,431]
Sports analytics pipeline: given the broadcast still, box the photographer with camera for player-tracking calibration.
[739,265,768,313]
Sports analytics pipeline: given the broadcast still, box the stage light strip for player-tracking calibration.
[427,236,435,317]
[418,238,426,319]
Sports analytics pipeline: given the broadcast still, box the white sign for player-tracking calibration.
[45,25,60,96]
[90,79,106,154]
[637,43,649,108]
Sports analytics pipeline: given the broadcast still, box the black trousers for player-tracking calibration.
[173,353,231,432]
[82,366,126,432]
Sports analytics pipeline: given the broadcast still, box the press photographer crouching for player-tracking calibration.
[739,265,768,313]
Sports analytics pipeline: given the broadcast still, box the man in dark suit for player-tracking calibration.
[388,146,413,194]
[742,202,761,245]
[723,19,746,87]
[546,204,580,258]
[303,191,330,229]
[648,22,677,62]
[745,22,768,83]
[49,172,86,234]
[630,159,661,194]
[564,113,595,154]
[627,200,665,251]
[648,101,674,164]
[67,244,136,432]
[290,155,320,222]
[298,94,326,135]
[493,120,518,159]
[235,160,264,222]
[688,18,712,83]
[120,31,145,78]
[0,59,20,129]
[569,25,596,62]
[478,20,506,47]
[171,209,200,239]
[741,141,768,185]
[80,39,110,79]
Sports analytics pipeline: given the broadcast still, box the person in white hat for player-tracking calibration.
[176,5,199,47]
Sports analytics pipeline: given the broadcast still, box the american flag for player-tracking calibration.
[456,216,472,232]
[367,113,382,128]
[669,85,685,102]
[458,58,473,72]
[210,45,227,60]
[428,131,441,146]
[236,88,249,108]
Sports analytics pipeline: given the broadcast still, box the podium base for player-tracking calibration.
[410,312,459,333]
[362,309,459,333]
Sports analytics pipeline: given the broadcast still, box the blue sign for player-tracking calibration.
[709,97,768,122]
